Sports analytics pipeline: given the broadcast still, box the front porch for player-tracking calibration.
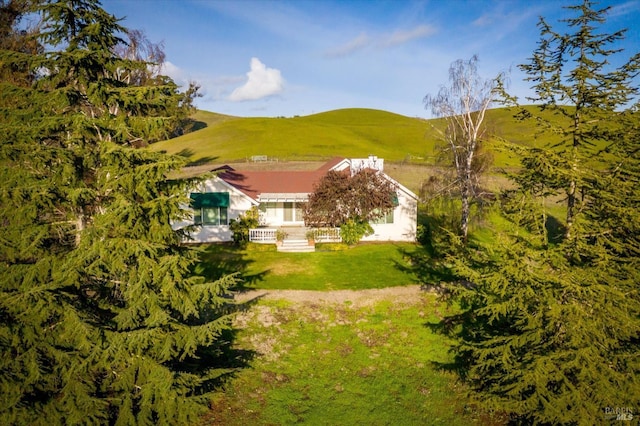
[249,227,341,252]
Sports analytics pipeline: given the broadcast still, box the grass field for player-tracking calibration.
[196,242,506,425]
[196,242,420,291]
[153,108,435,164]
[150,107,553,168]
[205,296,505,426]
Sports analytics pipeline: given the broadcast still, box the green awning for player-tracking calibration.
[190,192,229,208]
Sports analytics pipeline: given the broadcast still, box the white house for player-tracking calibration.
[180,156,418,243]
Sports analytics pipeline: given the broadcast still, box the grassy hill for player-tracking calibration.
[151,107,547,168]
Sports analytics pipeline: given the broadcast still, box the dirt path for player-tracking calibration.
[234,285,426,308]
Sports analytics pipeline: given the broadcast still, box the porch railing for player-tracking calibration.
[249,228,277,242]
[311,228,341,242]
[248,227,341,243]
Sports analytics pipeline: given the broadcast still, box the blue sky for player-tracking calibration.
[102,0,640,118]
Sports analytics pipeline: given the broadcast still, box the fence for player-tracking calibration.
[311,228,341,242]
[249,228,277,242]
[249,227,341,243]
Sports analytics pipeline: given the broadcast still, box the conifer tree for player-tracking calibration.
[0,1,237,424]
[516,0,640,243]
[434,1,640,423]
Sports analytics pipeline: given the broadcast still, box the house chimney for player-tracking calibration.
[367,154,383,171]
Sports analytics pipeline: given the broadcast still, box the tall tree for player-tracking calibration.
[304,168,397,244]
[517,0,640,242]
[433,1,640,423]
[423,55,503,242]
[0,1,237,424]
[111,28,202,139]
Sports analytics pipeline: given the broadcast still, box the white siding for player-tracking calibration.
[362,190,417,242]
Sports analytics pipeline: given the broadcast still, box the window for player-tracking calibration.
[194,206,228,226]
[372,193,398,225]
[190,193,229,226]
[372,209,394,224]
[260,202,278,219]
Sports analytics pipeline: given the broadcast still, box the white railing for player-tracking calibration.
[249,228,277,242]
[311,228,341,242]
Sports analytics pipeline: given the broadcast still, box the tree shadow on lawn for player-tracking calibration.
[393,244,457,291]
[174,148,220,167]
[194,243,269,292]
[392,212,459,291]
[183,244,276,396]
[424,314,512,425]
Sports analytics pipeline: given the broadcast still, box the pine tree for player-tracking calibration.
[434,1,640,423]
[516,0,640,243]
[439,196,640,424]
[0,1,237,424]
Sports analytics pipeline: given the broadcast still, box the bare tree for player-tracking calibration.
[423,55,504,242]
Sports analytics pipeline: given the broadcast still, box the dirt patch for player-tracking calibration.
[234,285,425,308]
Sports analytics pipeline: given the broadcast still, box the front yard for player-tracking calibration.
[196,242,421,291]
[197,242,507,425]
[205,293,505,426]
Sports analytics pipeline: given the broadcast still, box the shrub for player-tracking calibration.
[340,219,373,245]
[275,229,288,242]
[229,206,260,245]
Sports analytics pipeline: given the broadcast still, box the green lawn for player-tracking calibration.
[196,242,421,290]
[197,242,506,425]
[205,297,505,426]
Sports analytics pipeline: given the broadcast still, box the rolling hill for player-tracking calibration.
[150,107,548,168]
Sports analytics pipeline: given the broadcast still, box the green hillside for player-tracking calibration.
[150,107,554,167]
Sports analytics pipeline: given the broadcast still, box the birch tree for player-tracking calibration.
[433,2,640,423]
[424,55,503,242]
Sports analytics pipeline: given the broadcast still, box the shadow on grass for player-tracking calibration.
[194,243,269,291]
[393,212,459,291]
[188,119,207,132]
[394,244,456,290]
[168,326,257,394]
[174,148,220,167]
[179,243,276,395]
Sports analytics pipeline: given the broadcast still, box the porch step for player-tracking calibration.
[278,239,315,253]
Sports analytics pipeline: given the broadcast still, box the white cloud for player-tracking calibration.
[608,1,640,18]
[472,14,493,27]
[161,61,188,86]
[325,25,436,58]
[380,25,436,47]
[324,32,371,58]
[229,58,285,101]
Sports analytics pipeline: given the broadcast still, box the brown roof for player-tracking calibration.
[217,157,345,200]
